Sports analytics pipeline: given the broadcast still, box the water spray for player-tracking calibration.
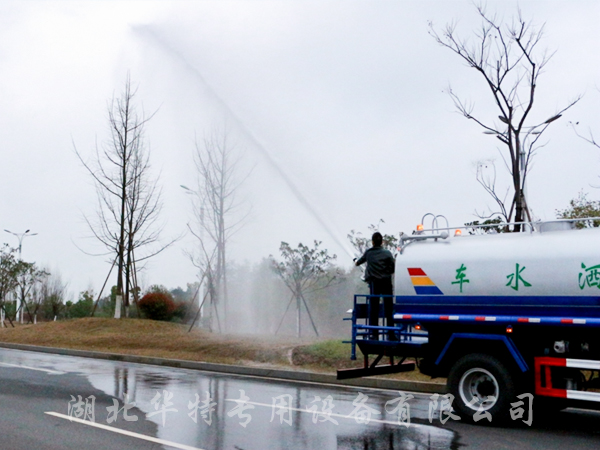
[132,25,356,260]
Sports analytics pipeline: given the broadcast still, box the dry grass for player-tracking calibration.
[0,318,442,383]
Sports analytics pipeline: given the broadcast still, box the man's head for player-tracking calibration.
[372,232,383,248]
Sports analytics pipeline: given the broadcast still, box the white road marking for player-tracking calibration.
[0,362,64,375]
[45,412,205,450]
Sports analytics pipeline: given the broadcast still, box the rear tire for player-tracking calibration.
[448,353,517,423]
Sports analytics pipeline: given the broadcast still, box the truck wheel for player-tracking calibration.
[448,353,516,423]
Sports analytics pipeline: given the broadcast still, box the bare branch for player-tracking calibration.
[74,75,172,318]
[185,126,250,332]
[431,5,580,228]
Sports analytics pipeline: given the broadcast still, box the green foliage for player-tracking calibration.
[3,301,15,319]
[556,192,600,229]
[172,302,189,321]
[0,247,49,322]
[149,284,170,295]
[66,290,94,318]
[348,220,398,255]
[464,217,506,234]
[170,287,186,302]
[42,293,64,319]
[170,283,199,304]
[91,290,114,318]
[270,241,339,337]
[300,340,351,360]
[91,285,118,318]
[270,241,338,295]
[291,340,353,368]
[0,245,19,303]
[138,291,176,321]
[164,284,198,323]
[14,261,48,319]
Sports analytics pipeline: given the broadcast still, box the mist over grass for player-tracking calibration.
[226,258,367,338]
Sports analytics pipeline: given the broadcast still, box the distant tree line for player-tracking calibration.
[0,245,69,326]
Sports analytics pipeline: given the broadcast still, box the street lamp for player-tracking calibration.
[4,229,38,259]
[180,185,204,224]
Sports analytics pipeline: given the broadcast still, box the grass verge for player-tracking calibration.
[0,318,443,384]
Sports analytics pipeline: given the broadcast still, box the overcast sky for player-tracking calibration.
[1,1,599,298]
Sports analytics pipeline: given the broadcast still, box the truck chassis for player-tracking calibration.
[339,294,600,422]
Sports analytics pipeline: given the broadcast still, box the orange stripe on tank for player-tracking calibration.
[410,277,435,286]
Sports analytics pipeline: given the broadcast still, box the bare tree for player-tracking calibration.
[429,5,580,229]
[570,105,600,151]
[122,129,168,317]
[270,241,338,338]
[76,76,168,318]
[39,270,69,320]
[186,127,249,332]
[186,240,219,332]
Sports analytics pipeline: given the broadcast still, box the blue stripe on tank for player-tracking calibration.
[392,295,600,318]
[414,286,444,295]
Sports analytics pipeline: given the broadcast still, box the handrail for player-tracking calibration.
[417,217,600,234]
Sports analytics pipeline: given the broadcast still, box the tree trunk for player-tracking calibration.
[114,295,122,319]
[296,294,301,338]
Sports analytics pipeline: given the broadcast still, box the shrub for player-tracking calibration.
[67,291,94,318]
[172,302,189,321]
[138,291,176,321]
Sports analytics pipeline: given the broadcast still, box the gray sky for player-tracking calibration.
[1,1,599,298]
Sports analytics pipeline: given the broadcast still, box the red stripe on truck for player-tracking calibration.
[534,357,568,399]
[407,268,426,276]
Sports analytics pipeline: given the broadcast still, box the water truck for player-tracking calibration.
[339,215,600,422]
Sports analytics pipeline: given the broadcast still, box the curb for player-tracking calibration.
[0,341,447,395]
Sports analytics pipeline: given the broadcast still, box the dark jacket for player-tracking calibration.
[356,246,395,282]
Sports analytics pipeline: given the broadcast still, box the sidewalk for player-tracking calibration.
[0,341,447,395]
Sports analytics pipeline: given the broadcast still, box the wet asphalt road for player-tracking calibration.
[0,348,599,450]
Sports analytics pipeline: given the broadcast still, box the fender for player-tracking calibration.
[435,332,529,372]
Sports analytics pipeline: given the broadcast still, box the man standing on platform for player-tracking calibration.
[354,232,396,340]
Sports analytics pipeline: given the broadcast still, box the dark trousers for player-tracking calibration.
[368,278,395,340]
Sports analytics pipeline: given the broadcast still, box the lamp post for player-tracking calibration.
[180,185,205,231]
[4,229,37,260]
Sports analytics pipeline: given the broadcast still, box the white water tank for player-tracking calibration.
[395,227,600,298]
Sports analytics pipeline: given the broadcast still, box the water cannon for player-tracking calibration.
[399,230,449,254]
[407,231,449,241]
